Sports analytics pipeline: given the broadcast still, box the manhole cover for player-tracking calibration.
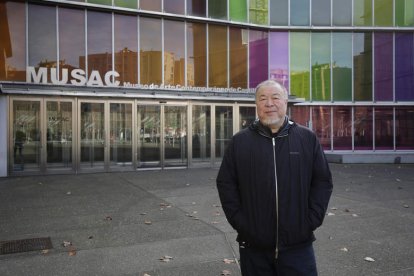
[0,237,53,255]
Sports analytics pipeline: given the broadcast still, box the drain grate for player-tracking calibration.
[0,237,53,255]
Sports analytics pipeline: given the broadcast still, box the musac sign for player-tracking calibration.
[26,66,120,87]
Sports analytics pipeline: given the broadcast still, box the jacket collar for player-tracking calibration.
[250,116,294,138]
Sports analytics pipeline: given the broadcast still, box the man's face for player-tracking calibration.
[256,85,288,131]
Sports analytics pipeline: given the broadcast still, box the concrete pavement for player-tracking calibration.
[0,164,414,276]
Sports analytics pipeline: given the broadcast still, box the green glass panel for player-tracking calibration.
[209,0,227,19]
[249,0,268,25]
[396,0,414,26]
[290,32,310,100]
[332,33,352,101]
[353,33,372,101]
[114,0,137,9]
[374,0,393,26]
[88,0,112,5]
[230,0,247,22]
[354,0,372,26]
[311,33,331,101]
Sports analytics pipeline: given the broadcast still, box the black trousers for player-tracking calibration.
[239,244,317,276]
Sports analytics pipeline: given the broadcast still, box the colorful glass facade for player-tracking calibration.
[0,0,413,176]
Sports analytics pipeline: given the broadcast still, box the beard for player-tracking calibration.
[261,116,285,128]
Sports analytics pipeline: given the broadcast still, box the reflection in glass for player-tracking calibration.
[269,32,289,92]
[374,33,393,101]
[187,22,206,87]
[230,0,247,22]
[164,20,185,86]
[0,1,25,81]
[290,32,310,100]
[332,0,352,26]
[249,29,268,88]
[375,107,393,150]
[249,0,268,25]
[192,105,211,162]
[332,33,352,101]
[332,106,352,150]
[137,105,161,168]
[215,106,233,160]
[187,0,206,17]
[374,0,393,26]
[140,0,161,11]
[209,25,228,88]
[312,0,330,26]
[239,106,256,130]
[396,107,414,149]
[110,103,132,168]
[270,0,288,25]
[114,0,137,9]
[311,33,331,101]
[229,27,247,89]
[164,106,187,167]
[140,17,162,85]
[80,103,105,168]
[353,33,372,101]
[87,11,112,83]
[354,106,373,150]
[312,106,331,150]
[396,0,414,26]
[28,4,57,83]
[165,0,185,14]
[291,0,310,26]
[290,105,310,127]
[88,0,111,5]
[354,0,372,26]
[59,7,85,84]
[115,14,138,86]
[209,0,227,19]
[12,101,41,172]
[47,101,73,169]
[395,33,414,101]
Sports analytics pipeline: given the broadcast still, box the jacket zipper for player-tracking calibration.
[272,137,279,259]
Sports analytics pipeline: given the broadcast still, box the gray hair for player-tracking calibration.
[255,79,288,100]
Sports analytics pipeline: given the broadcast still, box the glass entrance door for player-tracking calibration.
[110,102,133,170]
[11,100,41,172]
[164,105,187,167]
[137,105,161,168]
[79,102,105,170]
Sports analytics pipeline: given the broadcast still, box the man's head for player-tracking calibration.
[255,80,288,133]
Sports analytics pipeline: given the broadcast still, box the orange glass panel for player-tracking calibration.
[229,27,247,89]
[140,17,162,85]
[115,14,138,86]
[0,1,25,81]
[187,22,206,87]
[164,20,185,86]
[208,24,227,88]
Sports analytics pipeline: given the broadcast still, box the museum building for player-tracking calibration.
[0,0,414,177]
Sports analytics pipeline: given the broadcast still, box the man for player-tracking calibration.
[216,79,333,275]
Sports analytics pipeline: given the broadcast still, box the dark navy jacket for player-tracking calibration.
[216,117,333,252]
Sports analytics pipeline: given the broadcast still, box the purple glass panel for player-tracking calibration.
[333,106,352,150]
[249,30,268,88]
[374,33,393,101]
[395,33,414,101]
[269,32,289,93]
[396,107,414,150]
[354,106,373,150]
[375,107,393,150]
[312,106,331,150]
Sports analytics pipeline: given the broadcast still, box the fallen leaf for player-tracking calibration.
[352,214,359,217]
[140,212,147,216]
[41,249,49,254]
[327,212,335,216]
[330,207,338,210]
[211,221,219,224]
[223,258,235,264]
[144,220,152,225]
[105,216,112,221]
[66,191,71,195]
[88,236,93,239]
[340,247,348,252]
[221,270,231,275]
[143,274,151,276]
[403,204,409,208]
[396,178,401,182]
[68,246,76,256]
[62,241,72,247]
[364,257,375,262]
[344,209,350,213]
[214,211,221,216]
